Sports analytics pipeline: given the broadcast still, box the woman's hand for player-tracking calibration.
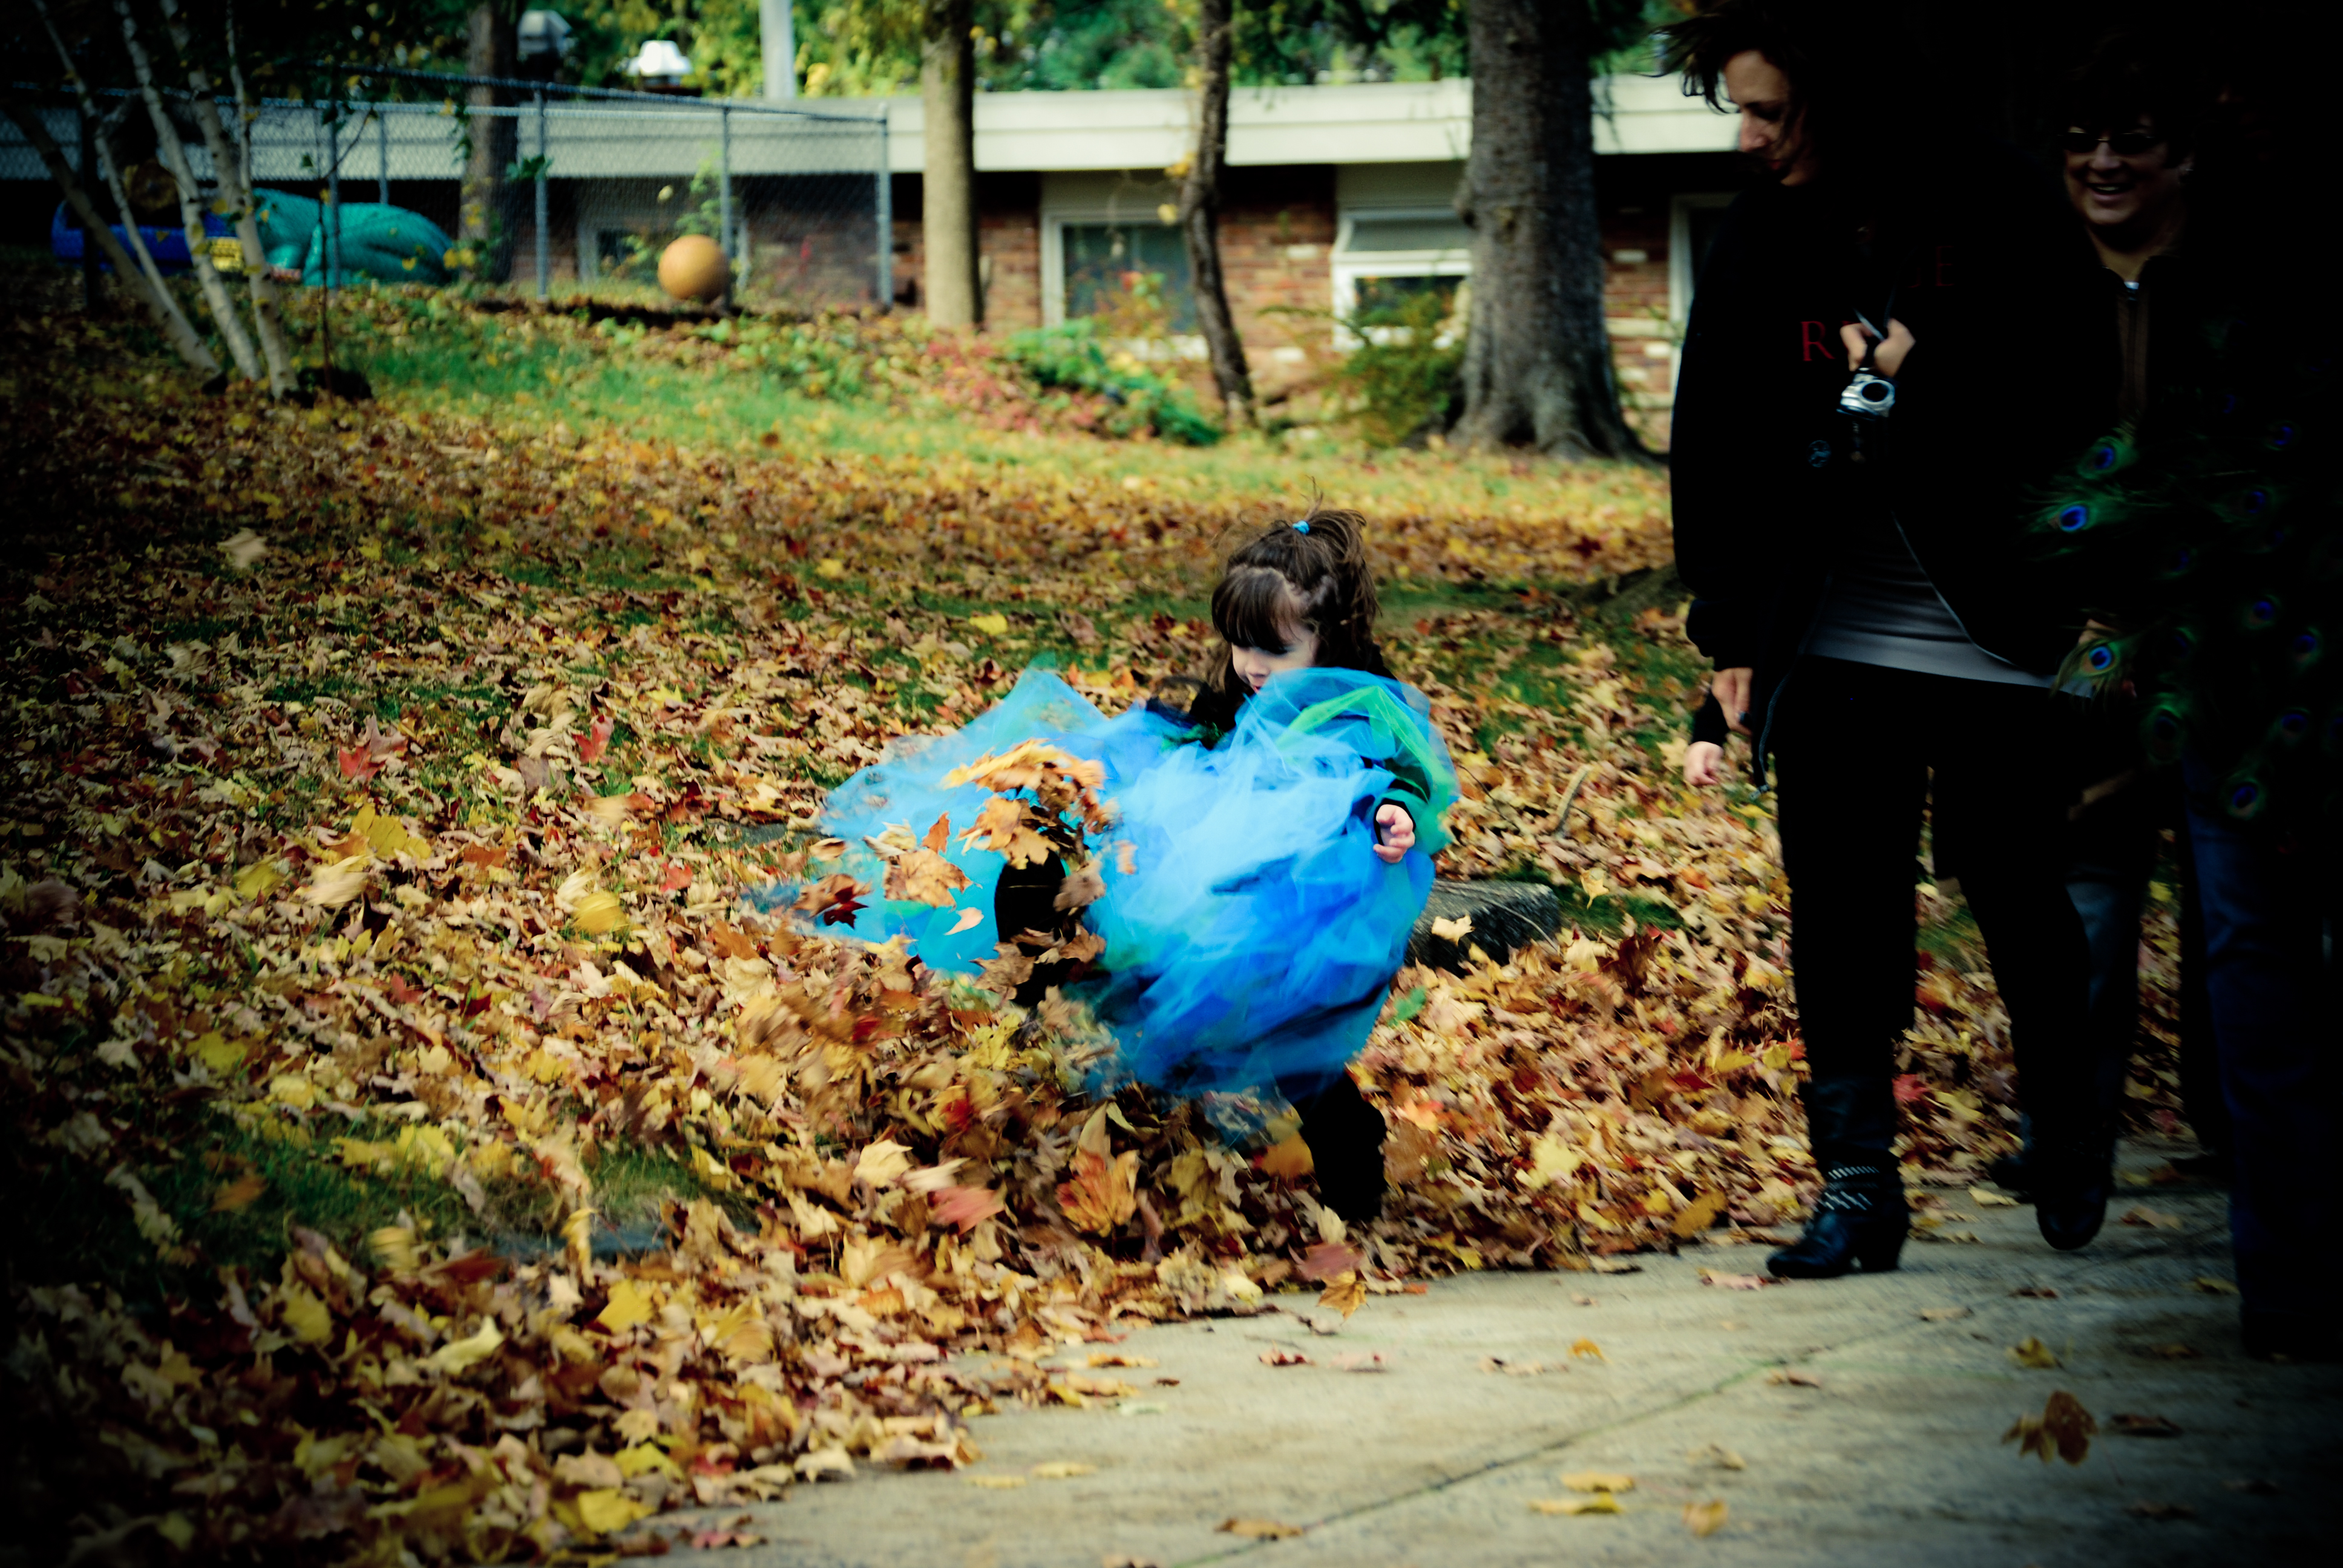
[1711,667,1755,737]
[1840,317,1915,377]
[1683,740,1726,788]
[1373,803,1417,863]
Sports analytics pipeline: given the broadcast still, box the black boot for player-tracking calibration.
[1768,1077,1909,1279]
[1285,1073,1387,1226]
[2031,1137,2111,1252]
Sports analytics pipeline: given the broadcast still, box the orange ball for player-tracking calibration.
[658,234,729,302]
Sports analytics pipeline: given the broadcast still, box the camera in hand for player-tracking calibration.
[1839,367,1896,419]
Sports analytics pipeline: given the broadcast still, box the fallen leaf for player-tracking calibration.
[1087,1351,1158,1368]
[1430,914,1473,941]
[1031,1461,1097,1478]
[2004,1390,2096,1465]
[2007,1337,2061,1369]
[1765,1368,1822,1387]
[2126,1500,2196,1520]
[1259,1347,1311,1367]
[1216,1518,1303,1539]
[2010,1285,2060,1299]
[1331,1351,1391,1372]
[1685,1443,1746,1470]
[209,1172,266,1212]
[1919,1306,1972,1322]
[1568,1338,1606,1362]
[1968,1186,2017,1207]
[2120,1205,2186,1230]
[1697,1268,1771,1290]
[1318,1272,1368,1319]
[965,1475,1027,1489]
[2143,1342,2201,1359]
[1671,1190,1728,1239]
[2192,1276,2240,1295]
[425,1318,505,1375]
[1559,1472,1634,1492]
[1569,1293,1596,1306]
[1683,1498,1729,1537]
[1259,1136,1314,1179]
[2109,1413,2182,1437]
[1530,1495,1621,1515]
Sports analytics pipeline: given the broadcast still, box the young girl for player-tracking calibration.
[799,507,1457,1224]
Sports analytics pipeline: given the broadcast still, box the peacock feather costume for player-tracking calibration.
[778,667,1459,1097]
[2032,305,2336,827]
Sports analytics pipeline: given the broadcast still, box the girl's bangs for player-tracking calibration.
[1212,567,1304,652]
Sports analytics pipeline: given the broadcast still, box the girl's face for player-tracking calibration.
[1230,627,1319,691]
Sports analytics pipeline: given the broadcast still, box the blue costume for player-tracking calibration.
[796,666,1458,1097]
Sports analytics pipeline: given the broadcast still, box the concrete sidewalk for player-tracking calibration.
[691,1140,2338,1568]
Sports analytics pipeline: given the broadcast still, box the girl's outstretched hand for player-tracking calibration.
[1374,803,1416,863]
[1683,740,1725,788]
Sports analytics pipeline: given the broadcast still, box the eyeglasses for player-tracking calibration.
[2060,128,2166,157]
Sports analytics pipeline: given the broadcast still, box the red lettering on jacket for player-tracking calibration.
[1800,321,1832,361]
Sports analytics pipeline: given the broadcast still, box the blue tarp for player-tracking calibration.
[51,188,455,287]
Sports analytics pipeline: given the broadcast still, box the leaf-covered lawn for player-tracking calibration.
[0,288,2187,1562]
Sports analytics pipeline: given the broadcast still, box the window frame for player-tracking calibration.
[1329,206,1473,348]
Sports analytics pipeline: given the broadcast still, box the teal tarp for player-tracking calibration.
[252,189,455,286]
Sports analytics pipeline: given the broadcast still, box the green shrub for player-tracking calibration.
[1323,289,1466,447]
[1000,319,1222,446]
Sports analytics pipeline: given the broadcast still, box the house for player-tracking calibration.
[2,72,1742,426]
[872,74,1742,426]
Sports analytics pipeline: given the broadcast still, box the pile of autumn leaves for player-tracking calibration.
[0,348,2025,1563]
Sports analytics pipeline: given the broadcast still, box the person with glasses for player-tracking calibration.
[1660,0,2105,1279]
[2035,30,2336,1362]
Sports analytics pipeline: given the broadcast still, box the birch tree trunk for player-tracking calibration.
[1179,0,1253,429]
[920,0,980,327]
[112,0,262,381]
[0,90,220,376]
[25,0,217,375]
[1452,0,1643,459]
[157,0,292,394]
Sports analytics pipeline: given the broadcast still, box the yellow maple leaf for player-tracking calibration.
[596,1279,655,1333]
[425,1318,505,1375]
[573,1487,652,1535]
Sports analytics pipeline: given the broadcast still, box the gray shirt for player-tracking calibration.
[1804,515,2053,688]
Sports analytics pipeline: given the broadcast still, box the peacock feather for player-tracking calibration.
[2027,300,2335,826]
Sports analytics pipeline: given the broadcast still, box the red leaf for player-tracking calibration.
[338,746,381,781]
[929,1184,1006,1232]
[1892,1073,1930,1105]
[580,711,615,764]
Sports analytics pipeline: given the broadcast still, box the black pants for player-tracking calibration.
[1773,658,2092,1151]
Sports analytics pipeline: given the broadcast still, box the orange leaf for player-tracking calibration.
[922,812,950,852]
[1259,1136,1314,1180]
[1056,1148,1138,1235]
[211,1172,267,1212]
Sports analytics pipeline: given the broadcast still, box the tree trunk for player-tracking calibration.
[1452,0,1644,460]
[113,0,263,381]
[1180,0,1253,429]
[157,0,293,395]
[920,0,979,327]
[0,88,219,377]
[461,3,519,284]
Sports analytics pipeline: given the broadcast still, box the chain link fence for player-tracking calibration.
[4,71,890,312]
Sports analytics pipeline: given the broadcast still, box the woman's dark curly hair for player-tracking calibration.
[1190,505,1391,724]
[1656,0,1922,189]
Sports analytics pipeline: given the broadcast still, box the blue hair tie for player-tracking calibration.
[1292,519,1310,534]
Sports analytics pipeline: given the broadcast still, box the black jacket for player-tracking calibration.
[1671,152,2098,752]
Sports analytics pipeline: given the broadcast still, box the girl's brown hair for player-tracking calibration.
[1195,505,1389,713]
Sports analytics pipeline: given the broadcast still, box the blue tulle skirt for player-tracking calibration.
[790,667,1457,1097]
